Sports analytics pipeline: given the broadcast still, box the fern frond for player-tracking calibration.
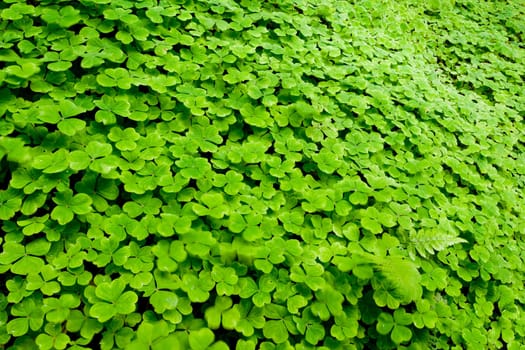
[409,229,467,258]
[374,257,422,303]
[356,253,422,303]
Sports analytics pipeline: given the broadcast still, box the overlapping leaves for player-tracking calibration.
[0,0,524,349]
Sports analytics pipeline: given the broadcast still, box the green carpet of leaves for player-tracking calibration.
[1,0,525,349]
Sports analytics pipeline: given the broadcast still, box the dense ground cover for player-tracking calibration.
[0,0,524,348]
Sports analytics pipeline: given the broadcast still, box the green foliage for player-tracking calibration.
[1,0,525,348]
[89,279,138,322]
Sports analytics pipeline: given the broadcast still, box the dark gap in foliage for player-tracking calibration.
[135,296,151,315]
[69,171,86,191]
[2,335,16,349]
[296,161,321,181]
[191,301,206,320]
[32,205,51,218]
[199,151,214,162]
[0,158,13,191]
[98,28,118,40]
[139,231,157,248]
[12,86,40,102]
[185,178,197,190]
[68,23,85,35]
[318,17,333,31]
[214,327,241,346]
[459,284,470,297]
[83,260,106,275]
[86,331,103,349]
[69,58,87,78]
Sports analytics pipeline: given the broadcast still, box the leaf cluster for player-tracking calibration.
[1,0,525,349]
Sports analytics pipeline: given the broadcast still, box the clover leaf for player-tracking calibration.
[188,328,215,350]
[305,322,326,345]
[204,296,233,329]
[0,1,522,347]
[89,279,138,322]
[187,124,223,153]
[26,267,61,295]
[113,241,154,273]
[4,62,40,79]
[211,266,239,296]
[43,294,81,323]
[108,127,141,151]
[262,320,289,344]
[150,291,179,314]
[0,239,51,275]
[51,190,92,225]
[94,95,131,119]
[74,172,119,212]
[175,155,211,179]
[240,104,274,128]
[57,100,87,136]
[124,320,176,350]
[6,317,29,337]
[359,207,383,234]
[36,332,70,350]
[41,6,81,27]
[123,193,162,218]
[192,192,229,219]
[181,272,214,303]
[8,294,44,336]
[77,140,119,176]
[0,189,22,220]
[97,68,132,90]
[413,299,438,329]
[32,149,70,174]
[17,214,48,236]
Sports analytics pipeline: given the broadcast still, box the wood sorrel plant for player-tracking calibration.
[1,0,524,349]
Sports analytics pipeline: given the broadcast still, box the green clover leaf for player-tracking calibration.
[43,294,81,323]
[74,172,119,211]
[211,266,239,296]
[150,290,179,314]
[187,124,223,152]
[94,95,131,118]
[90,279,138,322]
[41,5,81,28]
[0,189,22,220]
[204,296,232,329]
[176,155,211,179]
[360,207,383,234]
[262,320,288,344]
[97,68,132,89]
[7,317,29,337]
[1,3,36,20]
[240,104,274,128]
[123,193,162,218]
[192,192,229,219]
[9,294,45,333]
[1,239,50,275]
[376,312,394,335]
[312,149,342,175]
[305,322,326,345]
[108,127,141,151]
[188,328,215,350]
[32,149,69,174]
[125,320,174,350]
[18,214,48,236]
[391,324,413,344]
[80,141,119,176]
[287,295,309,314]
[51,190,93,225]
[4,62,40,79]
[181,272,214,303]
